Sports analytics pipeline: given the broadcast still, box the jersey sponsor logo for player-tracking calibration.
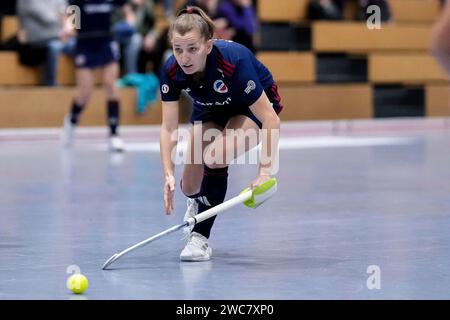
[213,80,228,93]
[245,80,256,94]
[161,84,170,94]
[195,97,232,106]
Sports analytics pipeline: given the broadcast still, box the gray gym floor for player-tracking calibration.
[1,118,450,300]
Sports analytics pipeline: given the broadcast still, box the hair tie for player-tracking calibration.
[186,7,194,14]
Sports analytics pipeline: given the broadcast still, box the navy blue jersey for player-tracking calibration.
[160,40,277,110]
[70,0,126,45]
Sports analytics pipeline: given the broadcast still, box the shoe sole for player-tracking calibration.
[180,256,212,262]
[180,249,212,262]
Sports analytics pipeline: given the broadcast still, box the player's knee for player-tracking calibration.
[203,155,228,169]
[75,90,92,106]
[203,145,228,169]
[180,179,200,196]
[104,83,118,100]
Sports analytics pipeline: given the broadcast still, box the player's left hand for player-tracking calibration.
[242,176,278,208]
[250,174,273,190]
[163,174,176,215]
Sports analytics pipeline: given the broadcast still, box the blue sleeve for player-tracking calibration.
[232,53,264,106]
[159,58,182,102]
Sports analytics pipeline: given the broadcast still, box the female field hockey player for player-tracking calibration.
[160,6,283,261]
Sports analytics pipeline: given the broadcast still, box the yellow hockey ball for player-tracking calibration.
[67,274,89,294]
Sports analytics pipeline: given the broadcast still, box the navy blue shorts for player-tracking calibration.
[74,40,120,69]
[190,84,283,129]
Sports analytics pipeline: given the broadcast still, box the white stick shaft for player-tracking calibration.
[118,223,186,258]
[103,190,253,269]
[189,190,253,225]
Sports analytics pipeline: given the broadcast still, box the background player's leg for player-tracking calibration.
[73,68,96,122]
[103,62,124,151]
[62,68,95,147]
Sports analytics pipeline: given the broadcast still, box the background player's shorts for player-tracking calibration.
[74,40,120,69]
[190,84,283,129]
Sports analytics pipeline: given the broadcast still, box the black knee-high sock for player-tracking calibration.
[70,101,85,125]
[107,100,120,136]
[192,166,228,239]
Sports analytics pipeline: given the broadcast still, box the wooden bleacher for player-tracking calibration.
[0,84,374,127]
[257,0,442,24]
[369,53,449,84]
[312,22,433,53]
[1,15,18,43]
[0,52,103,86]
[0,51,42,85]
[257,52,315,83]
[258,0,308,23]
[426,84,450,117]
[0,88,163,128]
[278,85,373,120]
[390,0,441,23]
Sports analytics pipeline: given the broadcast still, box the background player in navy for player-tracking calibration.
[61,0,128,151]
[160,6,282,261]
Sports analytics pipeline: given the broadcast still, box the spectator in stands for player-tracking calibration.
[217,0,259,52]
[16,0,74,86]
[155,0,175,20]
[308,0,391,22]
[114,0,158,75]
[431,0,450,78]
[183,0,233,40]
[61,0,128,152]
[184,0,219,19]
[308,0,342,20]
[355,0,391,22]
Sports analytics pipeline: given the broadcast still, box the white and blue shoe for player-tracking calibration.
[180,232,212,262]
[108,135,125,152]
[61,115,75,148]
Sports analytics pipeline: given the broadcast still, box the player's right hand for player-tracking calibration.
[163,174,175,215]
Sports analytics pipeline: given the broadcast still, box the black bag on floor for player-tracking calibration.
[17,43,47,67]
